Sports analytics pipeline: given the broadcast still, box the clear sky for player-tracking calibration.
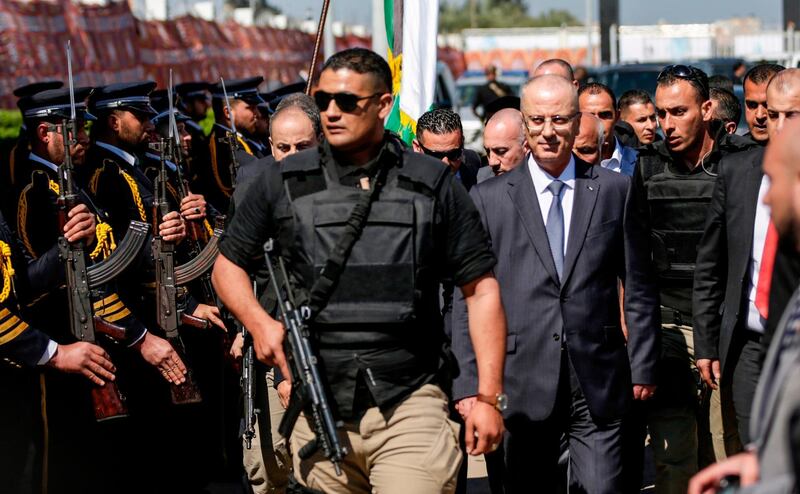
[269,0,784,30]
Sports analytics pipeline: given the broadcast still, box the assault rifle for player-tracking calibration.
[164,75,218,305]
[219,77,241,190]
[262,240,347,475]
[242,280,258,449]
[152,72,226,404]
[58,41,150,421]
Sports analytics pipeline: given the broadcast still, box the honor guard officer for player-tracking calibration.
[0,210,120,494]
[14,86,184,371]
[175,81,212,183]
[198,76,266,212]
[1,80,65,221]
[213,48,506,494]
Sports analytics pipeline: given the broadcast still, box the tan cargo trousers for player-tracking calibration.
[243,369,291,494]
[291,384,462,494]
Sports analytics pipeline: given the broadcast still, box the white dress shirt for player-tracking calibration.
[746,175,772,333]
[528,154,576,256]
[600,137,637,176]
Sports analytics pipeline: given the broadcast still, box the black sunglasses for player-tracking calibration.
[314,91,383,113]
[658,64,709,97]
[419,143,463,161]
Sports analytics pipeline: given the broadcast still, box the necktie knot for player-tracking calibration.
[547,180,565,197]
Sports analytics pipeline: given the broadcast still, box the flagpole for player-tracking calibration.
[306,0,332,95]
[372,0,389,60]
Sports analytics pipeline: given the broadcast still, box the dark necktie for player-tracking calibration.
[546,180,565,280]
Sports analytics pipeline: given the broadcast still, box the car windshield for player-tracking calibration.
[596,69,661,99]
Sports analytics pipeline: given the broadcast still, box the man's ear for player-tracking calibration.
[724,121,737,135]
[108,113,121,133]
[36,122,50,144]
[701,99,714,122]
[377,93,394,120]
[411,139,422,153]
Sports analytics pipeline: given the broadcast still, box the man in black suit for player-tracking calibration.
[412,108,481,190]
[452,74,660,493]
[694,68,800,446]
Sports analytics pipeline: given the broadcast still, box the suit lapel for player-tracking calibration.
[561,161,599,287]
[506,162,561,285]
[740,157,764,260]
[752,289,800,445]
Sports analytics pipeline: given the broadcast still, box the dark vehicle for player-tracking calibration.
[591,64,664,100]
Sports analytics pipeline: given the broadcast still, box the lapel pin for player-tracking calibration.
[588,185,594,191]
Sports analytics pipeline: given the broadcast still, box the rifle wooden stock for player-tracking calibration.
[93,316,128,342]
[91,381,129,421]
[170,376,203,405]
[180,312,210,329]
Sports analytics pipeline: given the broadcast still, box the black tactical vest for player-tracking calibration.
[278,140,448,329]
[638,150,718,282]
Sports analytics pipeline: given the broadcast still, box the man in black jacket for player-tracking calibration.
[694,68,800,446]
[412,108,481,191]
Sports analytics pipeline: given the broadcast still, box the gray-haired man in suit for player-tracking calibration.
[451,74,660,493]
[688,109,800,494]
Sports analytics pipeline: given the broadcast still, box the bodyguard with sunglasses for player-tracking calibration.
[627,65,755,493]
[213,48,506,494]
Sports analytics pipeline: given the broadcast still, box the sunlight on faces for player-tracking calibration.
[578,91,617,150]
[621,102,658,144]
[483,110,527,173]
[269,108,319,161]
[316,68,393,153]
[227,99,259,135]
[655,80,712,155]
[744,79,770,142]
[113,110,152,152]
[763,118,800,249]
[40,120,90,166]
[414,129,464,172]
[766,81,800,138]
[521,76,579,172]
[573,113,602,165]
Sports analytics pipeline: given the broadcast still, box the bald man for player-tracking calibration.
[451,74,659,494]
[573,113,604,165]
[690,116,800,494]
[479,108,528,182]
[694,69,800,449]
[533,59,579,87]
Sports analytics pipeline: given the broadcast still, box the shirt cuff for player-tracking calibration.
[37,340,58,366]
[127,329,148,348]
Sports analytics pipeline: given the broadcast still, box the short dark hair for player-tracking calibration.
[538,59,575,80]
[271,93,322,137]
[578,82,617,109]
[657,66,710,102]
[416,108,463,143]
[710,87,741,125]
[618,89,652,112]
[744,63,785,86]
[733,61,746,71]
[708,75,734,92]
[321,48,392,94]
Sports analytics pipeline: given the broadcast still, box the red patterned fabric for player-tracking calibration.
[0,0,464,109]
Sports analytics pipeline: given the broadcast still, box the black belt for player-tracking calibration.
[661,307,690,326]
[741,328,763,343]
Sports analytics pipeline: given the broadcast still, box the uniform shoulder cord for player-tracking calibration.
[0,241,16,303]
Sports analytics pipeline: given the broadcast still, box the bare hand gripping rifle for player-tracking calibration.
[263,240,347,475]
[58,41,150,421]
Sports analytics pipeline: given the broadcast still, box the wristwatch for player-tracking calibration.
[476,392,508,412]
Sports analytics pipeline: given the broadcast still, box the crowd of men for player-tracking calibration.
[1,45,800,494]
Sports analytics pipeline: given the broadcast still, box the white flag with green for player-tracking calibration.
[383,0,439,144]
